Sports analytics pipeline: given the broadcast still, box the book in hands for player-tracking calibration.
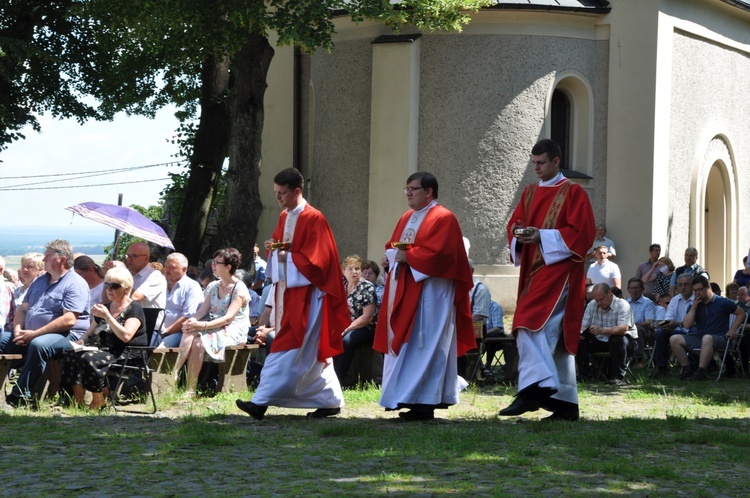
[69,341,99,353]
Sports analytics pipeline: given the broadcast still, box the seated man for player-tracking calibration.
[483,299,518,382]
[670,275,745,380]
[625,277,655,363]
[651,273,696,377]
[4,240,90,407]
[578,283,638,385]
[459,259,490,380]
[152,253,204,348]
[586,246,621,288]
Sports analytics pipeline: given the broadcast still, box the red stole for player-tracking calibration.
[507,179,595,354]
[373,204,475,357]
[269,203,348,361]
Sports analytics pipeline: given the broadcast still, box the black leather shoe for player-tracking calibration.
[398,409,435,422]
[306,407,341,418]
[542,407,580,422]
[498,396,540,416]
[236,399,266,420]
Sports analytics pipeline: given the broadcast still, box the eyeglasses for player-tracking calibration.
[104,282,122,290]
[125,254,147,260]
[403,187,424,194]
[212,261,227,266]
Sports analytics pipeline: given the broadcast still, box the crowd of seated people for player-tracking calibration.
[1,234,748,412]
[576,241,750,383]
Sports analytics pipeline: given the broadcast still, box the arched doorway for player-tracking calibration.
[694,136,738,290]
[704,161,729,289]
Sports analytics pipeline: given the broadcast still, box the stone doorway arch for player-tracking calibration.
[692,136,739,289]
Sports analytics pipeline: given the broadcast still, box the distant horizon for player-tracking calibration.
[0,225,114,257]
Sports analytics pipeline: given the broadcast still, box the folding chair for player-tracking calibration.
[591,351,636,383]
[716,313,749,380]
[107,307,164,413]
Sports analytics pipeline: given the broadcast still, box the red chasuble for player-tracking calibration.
[373,204,475,357]
[269,203,349,361]
[507,179,595,355]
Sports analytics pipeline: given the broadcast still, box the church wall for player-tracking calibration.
[304,40,374,260]
[668,30,750,277]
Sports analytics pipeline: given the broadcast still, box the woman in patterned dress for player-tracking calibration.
[177,247,250,396]
[64,266,146,409]
[333,255,377,383]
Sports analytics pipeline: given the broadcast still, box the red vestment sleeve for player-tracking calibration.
[507,181,595,354]
[374,205,475,357]
[270,204,348,361]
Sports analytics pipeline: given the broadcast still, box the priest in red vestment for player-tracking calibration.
[373,172,475,421]
[498,139,595,421]
[236,168,350,420]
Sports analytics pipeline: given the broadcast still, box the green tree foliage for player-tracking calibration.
[2,0,491,264]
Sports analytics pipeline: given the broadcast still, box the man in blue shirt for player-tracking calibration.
[5,240,90,407]
[626,277,655,363]
[670,275,745,380]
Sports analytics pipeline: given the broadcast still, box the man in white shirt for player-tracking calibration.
[587,246,621,288]
[152,252,204,348]
[652,273,695,377]
[124,242,167,310]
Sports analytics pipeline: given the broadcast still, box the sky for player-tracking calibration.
[0,107,183,229]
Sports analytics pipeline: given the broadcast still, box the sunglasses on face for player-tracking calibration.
[104,282,122,290]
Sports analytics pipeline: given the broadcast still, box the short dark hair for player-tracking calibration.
[274,168,304,191]
[406,172,438,199]
[627,277,644,289]
[213,247,242,275]
[362,260,380,278]
[692,275,709,289]
[531,139,562,161]
[649,243,661,252]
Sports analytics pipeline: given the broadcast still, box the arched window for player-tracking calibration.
[551,89,571,170]
[547,73,593,179]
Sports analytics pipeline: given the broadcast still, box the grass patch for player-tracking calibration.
[1,373,749,495]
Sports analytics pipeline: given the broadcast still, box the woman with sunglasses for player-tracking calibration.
[62,266,147,409]
[177,247,250,397]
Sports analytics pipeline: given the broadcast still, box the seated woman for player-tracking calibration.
[63,266,147,409]
[177,247,250,396]
[643,256,674,299]
[333,255,377,384]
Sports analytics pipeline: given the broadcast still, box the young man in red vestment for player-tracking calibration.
[498,139,595,421]
[373,172,475,421]
[236,168,350,420]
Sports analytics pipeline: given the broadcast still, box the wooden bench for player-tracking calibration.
[0,354,23,404]
[148,347,182,395]
[216,343,259,393]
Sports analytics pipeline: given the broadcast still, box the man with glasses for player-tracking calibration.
[372,172,475,421]
[4,240,90,407]
[670,275,745,380]
[651,273,696,378]
[122,242,166,311]
[669,247,709,296]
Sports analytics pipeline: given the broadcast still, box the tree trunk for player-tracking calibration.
[221,32,274,269]
[172,54,230,264]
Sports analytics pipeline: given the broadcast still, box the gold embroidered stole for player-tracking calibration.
[519,181,572,298]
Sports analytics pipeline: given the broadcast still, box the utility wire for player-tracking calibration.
[0,177,171,191]
[0,160,186,180]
